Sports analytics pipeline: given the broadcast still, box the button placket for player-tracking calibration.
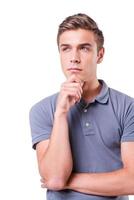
[82,107,95,136]
[85,122,89,127]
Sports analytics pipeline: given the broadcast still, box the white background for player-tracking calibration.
[0,0,134,199]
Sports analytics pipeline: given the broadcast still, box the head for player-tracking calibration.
[57,13,105,82]
[57,13,104,51]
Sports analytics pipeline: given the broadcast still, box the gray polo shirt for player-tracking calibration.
[29,80,134,200]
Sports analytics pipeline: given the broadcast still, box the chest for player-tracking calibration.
[68,104,122,172]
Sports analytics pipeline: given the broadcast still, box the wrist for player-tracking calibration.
[54,109,68,118]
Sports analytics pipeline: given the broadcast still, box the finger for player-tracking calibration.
[41,184,46,188]
[62,84,82,94]
[81,81,85,88]
[67,87,83,99]
[40,178,45,183]
[62,88,82,100]
[62,82,83,95]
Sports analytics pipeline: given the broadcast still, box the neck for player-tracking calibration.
[82,79,102,102]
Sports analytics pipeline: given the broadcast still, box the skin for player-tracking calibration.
[59,29,104,102]
[36,29,104,191]
[38,29,134,195]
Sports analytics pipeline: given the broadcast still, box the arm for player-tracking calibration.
[37,75,83,190]
[37,112,72,190]
[65,142,134,196]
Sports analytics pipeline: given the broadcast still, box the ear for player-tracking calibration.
[97,47,105,64]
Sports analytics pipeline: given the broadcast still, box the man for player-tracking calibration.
[29,13,134,200]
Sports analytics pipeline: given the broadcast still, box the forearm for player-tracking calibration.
[40,112,73,184]
[38,76,83,190]
[65,169,134,196]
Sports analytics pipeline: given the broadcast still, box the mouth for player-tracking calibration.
[67,68,82,72]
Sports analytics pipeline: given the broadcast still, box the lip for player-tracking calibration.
[67,68,82,72]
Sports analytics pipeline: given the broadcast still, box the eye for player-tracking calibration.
[80,46,89,52]
[61,46,71,52]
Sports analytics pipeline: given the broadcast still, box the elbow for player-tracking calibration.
[46,178,66,190]
[39,164,72,190]
[40,170,67,190]
[39,170,67,190]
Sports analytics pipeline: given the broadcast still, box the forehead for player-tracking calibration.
[59,29,96,46]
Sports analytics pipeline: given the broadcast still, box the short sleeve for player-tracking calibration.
[121,101,134,142]
[29,99,54,149]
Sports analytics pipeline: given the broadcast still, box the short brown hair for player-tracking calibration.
[57,13,104,50]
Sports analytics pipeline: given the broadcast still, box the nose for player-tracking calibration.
[70,50,80,64]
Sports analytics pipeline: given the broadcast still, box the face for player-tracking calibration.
[58,29,104,82]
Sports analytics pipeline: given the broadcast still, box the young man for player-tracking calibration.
[29,13,134,200]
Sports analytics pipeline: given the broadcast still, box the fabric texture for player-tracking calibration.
[29,80,134,200]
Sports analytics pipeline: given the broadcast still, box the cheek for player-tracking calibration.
[83,57,97,74]
[60,55,68,74]
[86,56,98,68]
[60,54,66,63]
[60,54,70,68]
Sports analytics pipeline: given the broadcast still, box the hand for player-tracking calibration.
[55,75,84,115]
[40,178,48,189]
[40,178,47,189]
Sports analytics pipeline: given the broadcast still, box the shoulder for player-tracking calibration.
[109,87,134,105]
[29,93,59,149]
[29,92,59,118]
[108,87,134,123]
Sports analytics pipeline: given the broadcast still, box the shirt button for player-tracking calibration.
[85,122,89,127]
[84,109,87,113]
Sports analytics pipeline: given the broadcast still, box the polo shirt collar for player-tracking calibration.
[95,79,109,104]
[77,79,109,108]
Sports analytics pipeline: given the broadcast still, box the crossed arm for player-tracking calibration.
[40,141,134,196]
[36,77,134,196]
[61,142,134,196]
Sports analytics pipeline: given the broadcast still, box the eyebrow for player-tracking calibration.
[59,44,70,48]
[78,43,93,49]
[59,43,92,48]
